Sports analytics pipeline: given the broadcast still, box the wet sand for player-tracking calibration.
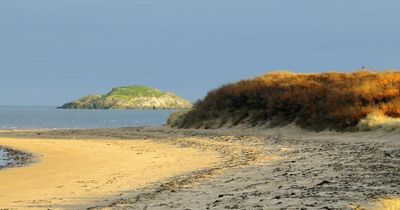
[0,138,220,209]
[0,126,399,209]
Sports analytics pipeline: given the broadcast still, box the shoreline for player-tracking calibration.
[0,146,34,170]
[0,126,399,209]
[0,136,221,209]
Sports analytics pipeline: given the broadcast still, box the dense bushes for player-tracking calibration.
[169,70,400,131]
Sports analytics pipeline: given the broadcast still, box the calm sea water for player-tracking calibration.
[0,106,174,130]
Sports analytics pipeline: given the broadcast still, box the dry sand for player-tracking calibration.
[0,137,220,209]
[0,126,399,210]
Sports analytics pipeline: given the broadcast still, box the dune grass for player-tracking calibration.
[357,113,400,131]
[170,70,400,131]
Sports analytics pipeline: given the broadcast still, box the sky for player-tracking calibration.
[0,0,399,105]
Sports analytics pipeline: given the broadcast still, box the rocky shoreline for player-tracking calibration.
[0,146,33,170]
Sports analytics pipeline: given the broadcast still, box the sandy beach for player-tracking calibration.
[2,0,399,209]
[0,126,399,209]
[0,137,220,209]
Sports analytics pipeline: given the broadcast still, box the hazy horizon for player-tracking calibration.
[1,0,399,105]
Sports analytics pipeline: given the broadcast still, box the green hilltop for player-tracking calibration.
[105,86,166,98]
[59,85,192,110]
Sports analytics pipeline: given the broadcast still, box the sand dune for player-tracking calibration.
[0,138,220,209]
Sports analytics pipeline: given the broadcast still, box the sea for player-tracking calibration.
[0,106,174,130]
[0,106,175,167]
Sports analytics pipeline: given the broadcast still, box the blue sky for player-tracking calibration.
[1,0,399,105]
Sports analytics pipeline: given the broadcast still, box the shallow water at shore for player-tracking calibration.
[0,106,174,130]
[0,148,10,167]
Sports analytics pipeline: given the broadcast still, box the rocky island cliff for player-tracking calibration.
[59,86,192,109]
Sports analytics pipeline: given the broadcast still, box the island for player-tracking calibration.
[58,85,192,109]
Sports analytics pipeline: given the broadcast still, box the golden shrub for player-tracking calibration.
[173,70,400,130]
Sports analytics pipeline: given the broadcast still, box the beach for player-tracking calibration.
[0,126,399,209]
[2,0,399,209]
[0,136,220,209]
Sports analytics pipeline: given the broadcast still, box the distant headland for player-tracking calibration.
[58,85,192,110]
